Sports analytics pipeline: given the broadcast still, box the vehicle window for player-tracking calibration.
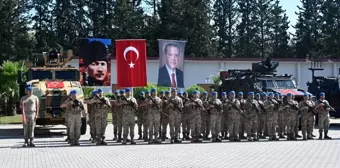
[30,71,52,80]
[55,70,79,80]
[275,80,296,89]
[266,80,275,88]
[255,81,263,89]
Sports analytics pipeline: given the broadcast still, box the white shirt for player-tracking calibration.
[166,64,177,87]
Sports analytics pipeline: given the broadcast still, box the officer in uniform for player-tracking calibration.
[280,93,298,140]
[206,91,223,142]
[146,88,163,144]
[226,91,242,142]
[243,92,260,141]
[111,90,120,140]
[88,90,97,142]
[60,90,85,146]
[258,92,267,139]
[186,90,203,143]
[161,90,170,141]
[167,88,183,143]
[21,85,39,147]
[181,91,192,140]
[137,91,146,140]
[119,88,138,145]
[201,91,210,140]
[264,92,279,141]
[85,88,111,145]
[237,92,246,139]
[299,93,315,140]
[315,92,333,139]
[220,92,228,139]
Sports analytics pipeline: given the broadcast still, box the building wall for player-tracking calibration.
[68,59,340,92]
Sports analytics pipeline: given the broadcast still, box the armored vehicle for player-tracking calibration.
[307,70,340,118]
[18,48,87,134]
[217,58,311,100]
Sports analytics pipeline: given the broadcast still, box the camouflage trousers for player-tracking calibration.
[301,113,314,137]
[67,113,82,145]
[65,113,70,138]
[220,113,228,138]
[160,111,169,138]
[245,114,258,138]
[190,110,202,140]
[111,110,118,136]
[148,109,161,141]
[278,112,285,136]
[137,108,144,137]
[258,113,267,136]
[116,111,123,137]
[228,112,240,140]
[23,113,36,141]
[201,113,210,138]
[142,110,149,139]
[94,110,108,141]
[318,115,330,133]
[122,109,136,141]
[239,115,246,137]
[285,113,297,137]
[88,111,96,139]
[267,112,278,138]
[181,110,191,138]
[210,112,221,140]
[169,110,181,140]
[294,114,300,135]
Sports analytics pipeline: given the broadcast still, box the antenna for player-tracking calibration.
[308,53,324,82]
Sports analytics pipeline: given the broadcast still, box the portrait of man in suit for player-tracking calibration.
[157,42,184,88]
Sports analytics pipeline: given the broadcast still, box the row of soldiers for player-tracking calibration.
[82,87,334,145]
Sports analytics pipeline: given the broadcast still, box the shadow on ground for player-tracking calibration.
[0,126,66,139]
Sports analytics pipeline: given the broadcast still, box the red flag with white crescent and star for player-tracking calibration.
[116,39,147,88]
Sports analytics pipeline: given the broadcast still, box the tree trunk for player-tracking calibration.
[6,97,17,116]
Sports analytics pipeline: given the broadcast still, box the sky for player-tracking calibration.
[278,0,301,34]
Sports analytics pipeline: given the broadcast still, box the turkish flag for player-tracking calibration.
[116,39,147,88]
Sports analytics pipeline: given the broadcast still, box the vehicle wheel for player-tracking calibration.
[81,117,87,135]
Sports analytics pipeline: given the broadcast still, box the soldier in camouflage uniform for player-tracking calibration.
[257,93,267,139]
[206,91,223,142]
[143,90,150,141]
[116,90,125,142]
[158,91,164,139]
[280,93,299,140]
[167,88,183,143]
[201,91,210,140]
[264,92,279,141]
[243,92,260,141]
[237,92,246,139]
[315,92,333,139]
[120,88,139,144]
[146,88,163,144]
[88,90,97,142]
[226,91,242,142]
[111,90,120,140]
[181,91,192,140]
[21,85,39,147]
[308,94,316,138]
[60,90,85,146]
[161,91,170,141]
[85,88,111,145]
[220,92,228,139]
[299,93,315,140]
[186,90,203,143]
[276,93,285,138]
[137,91,146,140]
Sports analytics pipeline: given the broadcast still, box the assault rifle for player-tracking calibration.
[94,94,111,107]
[270,99,280,111]
[303,101,316,114]
[247,98,259,113]
[168,98,183,113]
[317,100,335,111]
[67,96,84,110]
[283,101,299,111]
[121,96,139,113]
[256,100,266,112]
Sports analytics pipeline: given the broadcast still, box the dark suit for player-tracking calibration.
[157,65,184,88]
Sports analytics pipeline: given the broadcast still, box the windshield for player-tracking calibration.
[29,70,53,80]
[55,70,79,81]
[275,80,296,89]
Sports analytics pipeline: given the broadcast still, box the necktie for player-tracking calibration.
[171,73,176,87]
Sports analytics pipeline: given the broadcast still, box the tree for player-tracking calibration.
[212,0,238,58]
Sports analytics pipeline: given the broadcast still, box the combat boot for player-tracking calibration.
[324,132,332,139]
[319,132,323,140]
[137,134,142,140]
[307,135,313,140]
[29,139,35,147]
[291,133,297,140]
[117,134,122,143]
[234,137,241,142]
[174,138,182,143]
[113,134,118,141]
[279,134,285,138]
[101,140,107,145]
[122,137,127,145]
[295,133,302,138]
[311,134,316,137]
[215,137,222,142]
[286,133,291,141]
[247,137,252,142]
[302,133,307,140]
[23,139,28,147]
[131,140,136,145]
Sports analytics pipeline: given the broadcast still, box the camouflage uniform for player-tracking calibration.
[238,93,246,139]
[276,94,285,138]
[21,93,39,147]
[121,94,138,145]
[281,95,298,140]
[207,92,223,142]
[201,93,210,140]
[298,95,315,140]
[142,91,151,141]
[226,92,241,141]
[264,94,279,141]
[88,104,96,141]
[116,104,123,142]
[160,92,170,141]
[257,93,267,138]
[187,91,203,142]
[137,92,146,140]
[167,93,183,143]
[220,92,228,139]
[315,94,332,139]
[243,93,260,141]
[181,93,192,140]
[293,95,301,138]
[147,94,162,143]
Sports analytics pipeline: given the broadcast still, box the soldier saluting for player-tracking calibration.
[60,90,86,146]
[167,88,183,143]
[145,88,163,144]
[315,92,334,139]
[206,91,223,142]
[20,85,39,147]
[225,91,242,142]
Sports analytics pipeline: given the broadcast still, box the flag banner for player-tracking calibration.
[116,39,147,88]
[157,39,186,88]
[78,38,112,86]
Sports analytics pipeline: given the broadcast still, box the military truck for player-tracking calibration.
[217,58,312,100]
[307,69,340,118]
[18,48,87,135]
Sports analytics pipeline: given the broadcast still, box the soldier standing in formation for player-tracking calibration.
[167,88,183,143]
[243,92,260,141]
[315,92,333,139]
[137,91,145,140]
[226,91,242,142]
[264,92,279,141]
[160,91,170,141]
[187,90,203,143]
[220,92,228,140]
[201,91,210,140]
[181,91,192,140]
[60,90,85,146]
[206,91,223,142]
[88,90,97,142]
[111,90,120,140]
[299,93,315,140]
[21,85,39,147]
[146,88,163,144]
[237,92,246,139]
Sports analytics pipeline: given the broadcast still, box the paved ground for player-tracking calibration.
[0,119,340,168]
